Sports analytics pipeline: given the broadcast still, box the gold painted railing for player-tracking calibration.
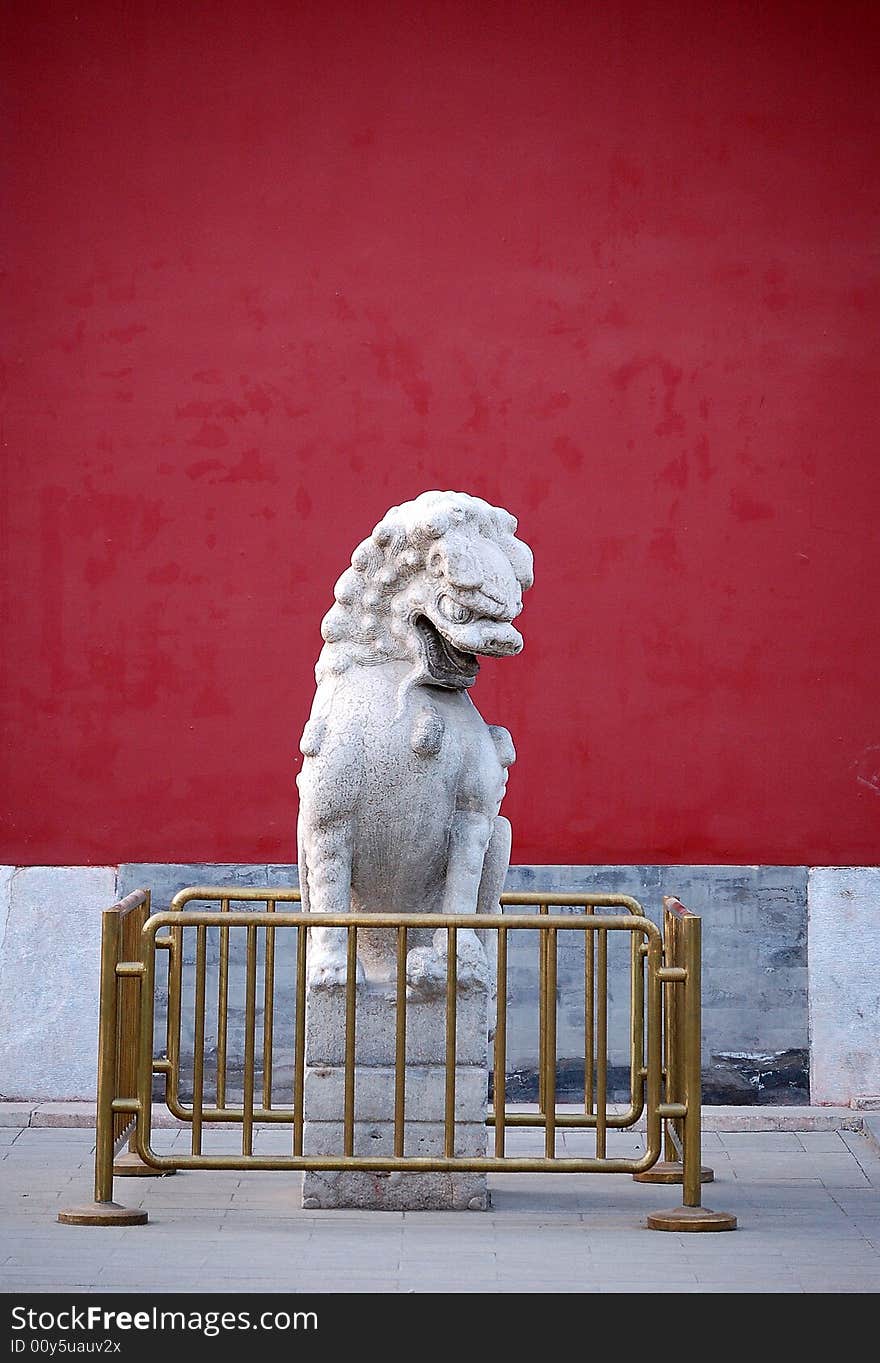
[56,889,151,1225]
[58,888,736,1231]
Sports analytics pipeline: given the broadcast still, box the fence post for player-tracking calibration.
[647,903,736,1232]
[58,906,148,1226]
[681,913,705,1207]
[114,891,174,1179]
[635,900,713,1187]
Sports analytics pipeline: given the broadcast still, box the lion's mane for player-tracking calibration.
[315,491,533,682]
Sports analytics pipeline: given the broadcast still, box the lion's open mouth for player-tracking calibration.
[414,615,479,688]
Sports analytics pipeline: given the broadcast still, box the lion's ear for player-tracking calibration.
[508,539,534,591]
[427,544,446,579]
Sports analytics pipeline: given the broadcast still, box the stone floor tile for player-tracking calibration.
[719,1132,805,1151]
[0,1126,878,1293]
[797,1131,847,1153]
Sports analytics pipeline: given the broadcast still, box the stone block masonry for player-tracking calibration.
[0,866,117,1099]
[505,865,809,1103]
[808,867,880,1105]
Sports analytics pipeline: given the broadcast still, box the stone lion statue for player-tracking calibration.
[296,490,533,993]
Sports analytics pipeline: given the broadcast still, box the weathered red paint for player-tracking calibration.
[2,3,879,865]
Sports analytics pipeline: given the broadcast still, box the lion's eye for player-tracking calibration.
[437,595,473,625]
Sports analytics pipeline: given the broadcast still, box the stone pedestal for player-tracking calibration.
[302,981,489,1210]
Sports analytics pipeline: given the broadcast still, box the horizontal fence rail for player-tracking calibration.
[146,905,663,1174]
[59,887,737,1231]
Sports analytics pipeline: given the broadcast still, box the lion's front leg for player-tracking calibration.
[442,810,495,917]
[301,817,365,990]
[407,811,493,996]
[297,713,365,990]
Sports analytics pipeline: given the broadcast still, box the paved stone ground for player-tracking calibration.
[2,1117,880,1294]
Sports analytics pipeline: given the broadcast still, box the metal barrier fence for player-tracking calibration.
[58,889,736,1231]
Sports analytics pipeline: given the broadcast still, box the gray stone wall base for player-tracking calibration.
[808,867,880,1105]
[0,866,116,1100]
[1,862,876,1108]
[506,865,808,1084]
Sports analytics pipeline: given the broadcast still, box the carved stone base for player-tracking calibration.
[302,979,489,1210]
[302,1169,488,1212]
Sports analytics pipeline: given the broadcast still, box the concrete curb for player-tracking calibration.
[861,1115,880,1158]
[0,1100,870,1133]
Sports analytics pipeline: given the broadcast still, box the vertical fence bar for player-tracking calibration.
[588,899,596,1112]
[681,914,703,1208]
[584,906,594,1115]
[292,919,307,1157]
[644,928,663,1160]
[493,925,508,1158]
[93,910,121,1205]
[663,905,678,1163]
[262,899,276,1111]
[538,904,548,1112]
[242,924,257,1157]
[216,897,230,1109]
[343,926,357,1157]
[394,926,407,1158]
[673,909,685,1162]
[117,894,148,1168]
[444,925,457,1157]
[544,926,557,1159]
[116,897,145,1142]
[595,927,608,1159]
[166,909,183,1112]
[136,912,156,1147]
[629,926,644,1116]
[191,924,207,1156]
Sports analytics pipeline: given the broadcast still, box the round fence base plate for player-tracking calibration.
[646,1205,737,1232]
[57,1202,149,1226]
[114,1151,176,1178]
[634,1161,713,1184]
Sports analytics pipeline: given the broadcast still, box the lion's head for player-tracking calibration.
[316,491,533,689]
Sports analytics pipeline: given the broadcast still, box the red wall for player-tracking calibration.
[3,2,879,866]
